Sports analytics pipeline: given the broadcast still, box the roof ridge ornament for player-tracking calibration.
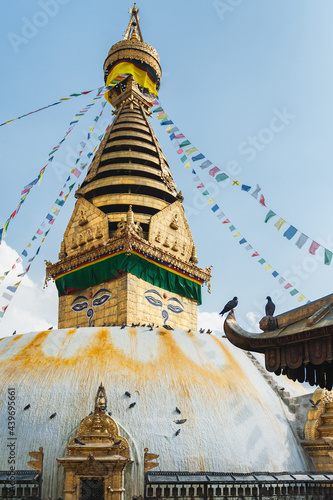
[123,3,143,42]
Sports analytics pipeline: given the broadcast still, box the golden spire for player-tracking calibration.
[123,3,143,42]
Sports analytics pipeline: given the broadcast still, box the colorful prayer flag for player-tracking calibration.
[297,295,305,302]
[295,233,308,249]
[209,166,220,177]
[192,153,205,162]
[2,292,13,301]
[283,225,297,240]
[258,258,266,264]
[309,241,320,255]
[199,160,212,169]
[251,251,259,257]
[215,173,229,183]
[274,218,286,231]
[251,184,261,199]
[259,194,266,207]
[241,185,251,192]
[185,147,198,156]
[325,249,333,266]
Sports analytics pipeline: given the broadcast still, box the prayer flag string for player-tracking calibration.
[150,99,309,304]
[0,88,100,127]
[0,87,106,243]
[151,100,332,267]
[0,103,112,321]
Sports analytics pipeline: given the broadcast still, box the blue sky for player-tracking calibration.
[1,0,333,335]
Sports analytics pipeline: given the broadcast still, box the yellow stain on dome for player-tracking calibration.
[0,328,262,408]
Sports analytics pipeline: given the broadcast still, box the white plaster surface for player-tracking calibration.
[0,327,312,499]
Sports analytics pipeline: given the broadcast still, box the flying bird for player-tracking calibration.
[219,297,238,316]
[125,391,131,397]
[175,429,181,436]
[265,296,275,317]
[49,412,57,419]
[12,330,16,336]
[310,399,321,408]
[24,404,30,410]
[175,407,181,414]
[129,402,136,409]
[74,437,86,445]
[174,419,187,424]
[108,411,112,416]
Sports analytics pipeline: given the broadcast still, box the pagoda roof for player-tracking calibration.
[224,293,333,389]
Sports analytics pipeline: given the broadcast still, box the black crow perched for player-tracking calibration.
[219,297,238,316]
[310,399,321,408]
[175,407,181,414]
[48,326,53,330]
[49,413,57,419]
[206,329,212,334]
[199,328,205,334]
[112,323,116,326]
[74,437,85,445]
[129,402,136,409]
[131,323,136,327]
[265,296,275,317]
[175,429,181,436]
[174,419,187,424]
[113,440,122,446]
[125,391,131,397]
[24,404,30,410]
[121,323,126,329]
[108,411,112,416]
[141,324,146,327]
[12,330,16,336]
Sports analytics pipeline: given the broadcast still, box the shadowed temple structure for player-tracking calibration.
[0,4,333,500]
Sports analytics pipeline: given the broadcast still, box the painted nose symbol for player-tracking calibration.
[87,307,94,326]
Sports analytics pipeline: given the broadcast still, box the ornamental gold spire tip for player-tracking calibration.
[123,3,143,42]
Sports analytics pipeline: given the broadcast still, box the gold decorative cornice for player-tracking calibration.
[45,226,211,286]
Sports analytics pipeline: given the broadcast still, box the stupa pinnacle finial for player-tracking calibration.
[123,3,143,42]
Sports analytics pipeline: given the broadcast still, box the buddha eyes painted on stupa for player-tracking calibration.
[71,288,112,326]
[144,289,184,324]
